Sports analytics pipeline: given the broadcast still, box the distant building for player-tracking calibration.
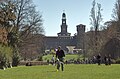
[44,12,86,54]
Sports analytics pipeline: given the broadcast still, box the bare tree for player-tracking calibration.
[100,0,120,59]
[112,0,120,40]
[89,0,103,55]
[113,0,120,21]
[9,0,45,61]
[8,0,44,38]
[0,0,44,65]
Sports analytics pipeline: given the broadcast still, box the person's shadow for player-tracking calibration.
[46,70,57,72]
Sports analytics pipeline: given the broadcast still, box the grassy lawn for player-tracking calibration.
[0,64,120,79]
[43,54,80,61]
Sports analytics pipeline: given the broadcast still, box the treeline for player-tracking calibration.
[86,0,120,59]
[0,0,44,69]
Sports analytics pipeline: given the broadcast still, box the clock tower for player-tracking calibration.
[57,12,71,37]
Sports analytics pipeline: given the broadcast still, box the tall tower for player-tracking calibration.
[76,24,86,49]
[57,12,71,37]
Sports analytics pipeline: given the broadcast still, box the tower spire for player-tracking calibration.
[57,12,71,37]
[62,11,66,19]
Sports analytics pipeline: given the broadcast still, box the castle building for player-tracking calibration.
[44,12,85,53]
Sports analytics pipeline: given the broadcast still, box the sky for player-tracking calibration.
[33,0,116,36]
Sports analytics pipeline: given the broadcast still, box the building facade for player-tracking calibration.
[44,12,86,53]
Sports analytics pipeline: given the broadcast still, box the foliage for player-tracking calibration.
[20,34,45,61]
[99,0,120,58]
[12,48,20,67]
[0,45,12,69]
[0,1,20,67]
[37,55,43,61]
[7,32,20,47]
[0,0,44,66]
[0,1,16,26]
[9,0,45,60]
[115,58,120,64]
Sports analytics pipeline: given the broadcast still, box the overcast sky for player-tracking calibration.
[33,0,116,36]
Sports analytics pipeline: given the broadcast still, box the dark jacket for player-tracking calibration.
[56,50,65,59]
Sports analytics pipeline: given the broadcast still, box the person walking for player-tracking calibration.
[108,54,111,65]
[104,55,108,65]
[51,55,55,65]
[56,46,65,71]
[97,53,101,65]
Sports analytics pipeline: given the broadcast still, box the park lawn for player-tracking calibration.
[43,54,80,61]
[0,64,120,79]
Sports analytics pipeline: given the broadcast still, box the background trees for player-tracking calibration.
[10,0,44,61]
[86,0,120,59]
[101,0,120,59]
[0,0,17,69]
[86,0,103,57]
[0,0,44,68]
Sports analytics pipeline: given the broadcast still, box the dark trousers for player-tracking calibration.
[57,58,64,71]
[97,59,101,65]
[108,59,111,65]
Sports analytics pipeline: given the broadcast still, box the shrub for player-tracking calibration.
[38,55,43,61]
[0,45,12,59]
[0,45,12,69]
[12,49,20,67]
[115,58,120,64]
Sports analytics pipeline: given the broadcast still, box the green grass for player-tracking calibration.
[0,64,120,79]
[43,54,80,61]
